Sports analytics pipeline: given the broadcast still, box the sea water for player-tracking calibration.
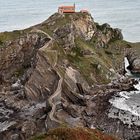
[0,0,140,42]
[108,58,140,126]
[108,81,140,126]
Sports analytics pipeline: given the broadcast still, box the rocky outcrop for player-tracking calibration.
[53,13,96,49]
[54,24,75,49]
[0,33,50,83]
[49,12,123,50]
[25,50,59,101]
[93,23,123,48]
[126,49,140,73]
[72,13,95,40]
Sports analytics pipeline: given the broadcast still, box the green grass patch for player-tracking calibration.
[0,30,23,42]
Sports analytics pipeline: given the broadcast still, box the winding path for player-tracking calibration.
[31,28,52,39]
[48,72,63,123]
[34,29,63,125]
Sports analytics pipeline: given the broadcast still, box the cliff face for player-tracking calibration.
[126,47,140,74]
[0,33,49,84]
[0,12,140,140]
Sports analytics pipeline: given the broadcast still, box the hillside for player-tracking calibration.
[0,12,140,140]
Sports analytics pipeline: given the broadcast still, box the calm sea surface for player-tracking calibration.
[0,0,140,42]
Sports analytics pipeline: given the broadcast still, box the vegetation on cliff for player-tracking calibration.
[31,127,117,140]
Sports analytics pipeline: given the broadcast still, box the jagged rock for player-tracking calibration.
[126,49,140,73]
[72,13,95,40]
[63,86,86,106]
[94,23,123,47]
[21,121,37,138]
[10,134,20,140]
[25,51,59,101]
[130,58,140,73]
[54,24,75,49]
[62,104,79,118]
[0,33,49,83]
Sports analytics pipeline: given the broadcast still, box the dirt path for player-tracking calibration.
[31,29,52,39]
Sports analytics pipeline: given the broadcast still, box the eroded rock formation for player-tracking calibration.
[0,12,140,140]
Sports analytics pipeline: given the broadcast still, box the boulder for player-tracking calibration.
[126,49,140,73]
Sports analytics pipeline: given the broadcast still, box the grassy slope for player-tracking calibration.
[67,37,113,84]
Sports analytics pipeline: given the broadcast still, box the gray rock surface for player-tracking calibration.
[126,49,140,74]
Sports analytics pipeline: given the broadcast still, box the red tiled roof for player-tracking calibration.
[59,6,75,8]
